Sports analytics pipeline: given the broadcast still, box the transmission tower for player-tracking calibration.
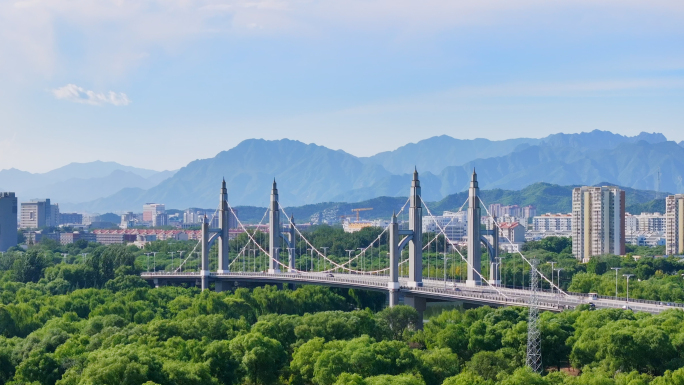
[526,258,542,373]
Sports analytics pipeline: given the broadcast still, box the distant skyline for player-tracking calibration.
[1,0,683,173]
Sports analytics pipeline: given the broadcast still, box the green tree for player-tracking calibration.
[229,332,286,385]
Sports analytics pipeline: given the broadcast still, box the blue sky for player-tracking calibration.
[1,0,683,173]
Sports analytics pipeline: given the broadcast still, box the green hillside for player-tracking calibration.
[234,182,667,223]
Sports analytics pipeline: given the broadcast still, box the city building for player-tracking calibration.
[59,213,83,225]
[571,186,626,262]
[0,192,18,251]
[59,231,96,245]
[343,219,389,233]
[666,194,684,255]
[626,232,666,247]
[143,203,165,222]
[183,207,238,229]
[625,212,666,233]
[533,213,573,232]
[498,222,526,253]
[152,213,168,227]
[20,199,59,228]
[523,205,537,219]
[422,214,467,241]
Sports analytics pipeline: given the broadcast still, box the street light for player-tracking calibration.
[358,248,365,273]
[151,252,159,272]
[548,261,557,293]
[321,247,329,272]
[623,274,635,305]
[177,251,185,272]
[346,250,354,274]
[611,267,622,299]
[442,253,450,288]
[495,256,502,287]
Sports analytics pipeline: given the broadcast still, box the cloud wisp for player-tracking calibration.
[51,84,131,106]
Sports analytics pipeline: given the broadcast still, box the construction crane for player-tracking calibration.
[351,208,373,222]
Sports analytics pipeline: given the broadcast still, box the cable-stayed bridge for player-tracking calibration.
[141,170,682,323]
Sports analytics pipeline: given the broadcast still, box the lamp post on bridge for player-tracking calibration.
[554,268,564,294]
[321,247,329,273]
[288,248,295,272]
[358,248,365,274]
[151,252,158,272]
[169,252,175,273]
[145,253,151,272]
[548,261,556,293]
[611,267,622,300]
[178,251,185,273]
[495,256,502,287]
[623,274,634,305]
[442,253,450,288]
[346,250,354,274]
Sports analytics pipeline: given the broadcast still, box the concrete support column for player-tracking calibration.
[404,295,426,330]
[269,180,281,274]
[215,281,227,292]
[467,169,482,287]
[218,179,230,273]
[388,211,400,306]
[408,169,423,288]
[201,216,210,291]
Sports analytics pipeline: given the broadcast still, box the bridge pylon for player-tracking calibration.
[217,179,230,274]
[408,168,423,288]
[388,211,400,306]
[467,169,482,287]
[269,179,281,274]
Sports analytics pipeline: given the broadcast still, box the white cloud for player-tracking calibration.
[51,84,131,106]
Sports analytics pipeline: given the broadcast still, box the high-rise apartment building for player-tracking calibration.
[666,194,684,255]
[571,186,625,262]
[20,199,59,228]
[143,203,165,222]
[0,192,18,251]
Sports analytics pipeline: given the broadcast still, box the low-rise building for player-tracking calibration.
[59,213,83,225]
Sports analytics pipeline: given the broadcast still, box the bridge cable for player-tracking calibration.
[420,197,510,299]
[478,197,569,297]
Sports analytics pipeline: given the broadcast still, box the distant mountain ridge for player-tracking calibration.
[5,130,682,213]
[69,130,683,212]
[0,161,177,207]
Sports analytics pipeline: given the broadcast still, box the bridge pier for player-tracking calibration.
[215,281,229,292]
[404,295,426,330]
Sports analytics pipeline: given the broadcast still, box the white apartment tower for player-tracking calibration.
[571,186,625,262]
[666,194,684,255]
[0,192,18,251]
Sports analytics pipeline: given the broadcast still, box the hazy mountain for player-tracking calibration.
[39,171,156,205]
[0,161,175,205]
[78,139,392,211]
[42,161,162,181]
[336,139,684,203]
[679,141,684,148]
[360,130,666,175]
[71,132,684,212]
[361,136,540,174]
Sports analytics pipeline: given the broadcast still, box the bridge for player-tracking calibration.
[141,171,683,324]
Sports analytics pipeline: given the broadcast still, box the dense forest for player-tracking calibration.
[1,230,684,384]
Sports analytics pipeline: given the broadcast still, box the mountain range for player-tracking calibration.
[0,161,176,208]
[1,130,682,213]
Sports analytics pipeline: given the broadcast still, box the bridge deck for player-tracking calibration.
[141,272,684,314]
